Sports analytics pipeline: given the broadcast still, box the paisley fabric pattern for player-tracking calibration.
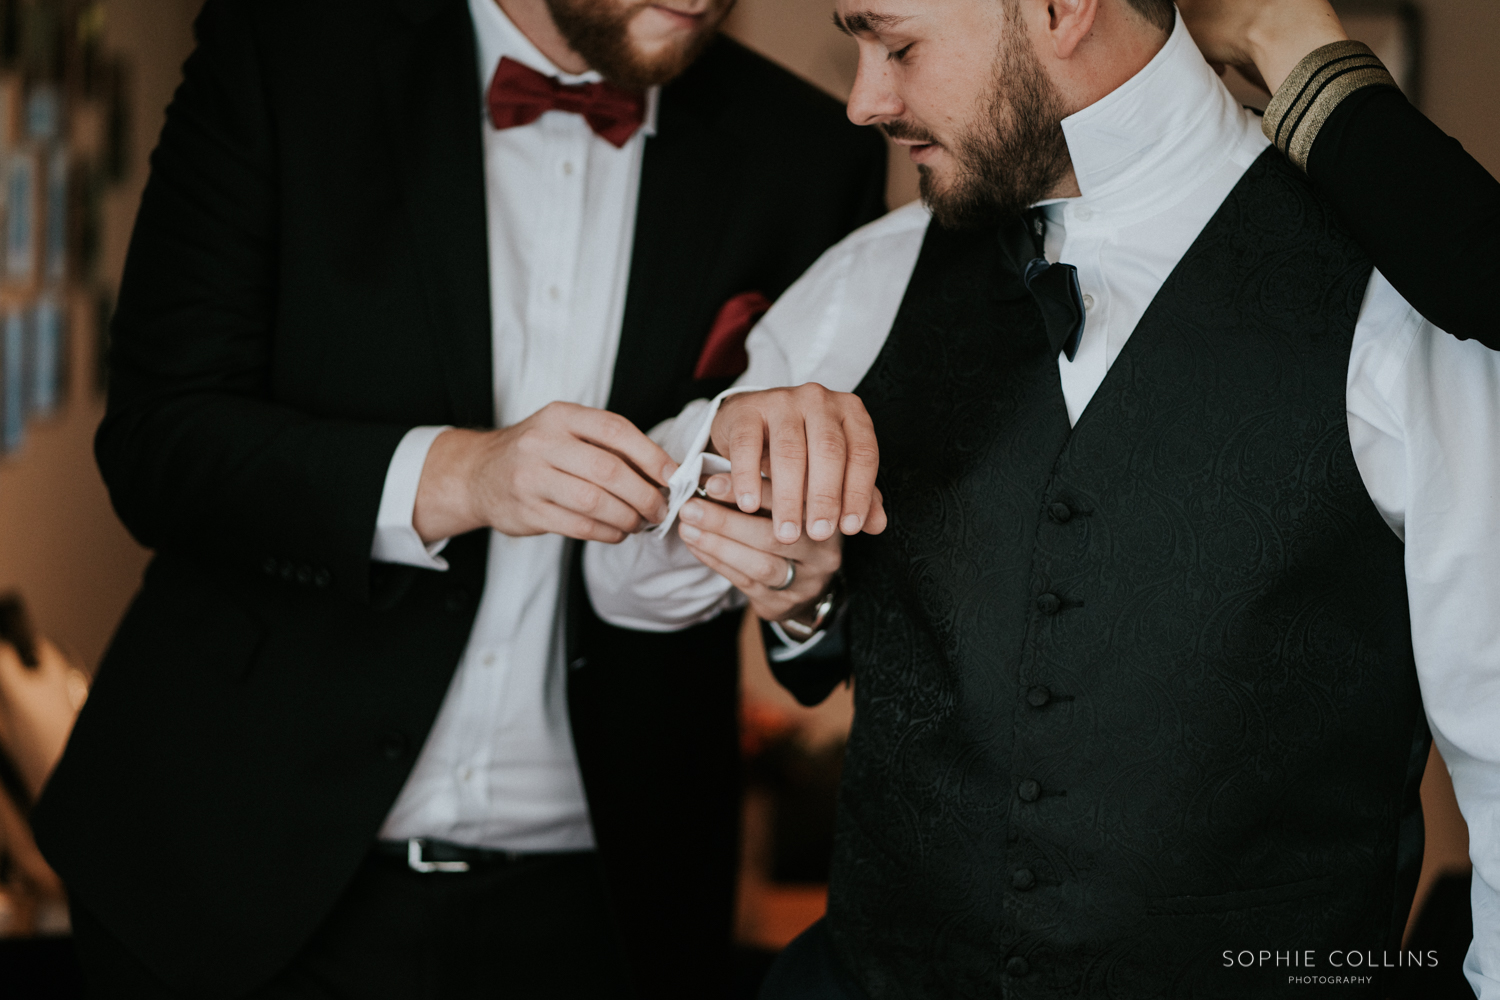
[832,150,1426,999]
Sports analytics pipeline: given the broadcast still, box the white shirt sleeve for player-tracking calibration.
[1348,270,1500,998]
[583,202,932,632]
[370,425,453,570]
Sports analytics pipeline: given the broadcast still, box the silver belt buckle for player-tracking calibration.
[406,838,470,873]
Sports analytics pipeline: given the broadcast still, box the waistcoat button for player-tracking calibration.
[1026,685,1052,707]
[1006,956,1030,977]
[1048,502,1073,523]
[1018,779,1041,802]
[1035,593,1061,615]
[1011,867,1036,891]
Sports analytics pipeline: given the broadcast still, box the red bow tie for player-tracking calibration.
[487,57,646,149]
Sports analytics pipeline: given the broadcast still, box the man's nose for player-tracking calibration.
[845,47,903,127]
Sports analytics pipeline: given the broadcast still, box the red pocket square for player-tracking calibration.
[694,291,773,380]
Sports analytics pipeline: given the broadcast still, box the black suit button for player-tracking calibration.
[569,657,588,672]
[314,570,331,589]
[1026,685,1052,707]
[296,565,313,585]
[262,557,278,576]
[444,589,469,613]
[1018,779,1041,802]
[1011,868,1036,891]
[1035,593,1061,615]
[1048,502,1073,523]
[379,731,409,760]
[280,562,296,581]
[1006,957,1030,978]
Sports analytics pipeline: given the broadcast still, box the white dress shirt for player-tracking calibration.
[584,17,1500,993]
[372,0,658,853]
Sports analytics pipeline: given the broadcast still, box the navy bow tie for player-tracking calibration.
[997,208,1086,362]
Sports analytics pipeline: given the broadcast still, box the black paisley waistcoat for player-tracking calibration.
[832,150,1428,999]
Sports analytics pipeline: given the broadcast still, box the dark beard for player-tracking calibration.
[543,0,732,91]
[904,17,1072,231]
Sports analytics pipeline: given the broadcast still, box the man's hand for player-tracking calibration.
[1178,0,1347,94]
[413,402,676,545]
[711,384,887,546]
[678,476,841,625]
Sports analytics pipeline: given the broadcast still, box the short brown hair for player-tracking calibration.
[1123,0,1175,32]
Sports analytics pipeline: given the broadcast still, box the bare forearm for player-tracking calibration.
[1178,0,1346,93]
[1242,0,1346,93]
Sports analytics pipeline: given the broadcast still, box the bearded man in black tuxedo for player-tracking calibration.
[31,0,886,996]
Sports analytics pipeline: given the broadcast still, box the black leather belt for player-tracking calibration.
[373,838,528,873]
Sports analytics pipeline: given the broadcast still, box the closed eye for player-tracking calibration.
[888,42,914,62]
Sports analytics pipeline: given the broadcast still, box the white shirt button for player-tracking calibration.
[1082,294,1095,310]
[548,285,561,301]
[460,766,474,782]
[561,160,574,176]
[482,651,496,666]
[1075,206,1094,222]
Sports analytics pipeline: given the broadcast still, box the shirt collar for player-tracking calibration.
[467,0,659,136]
[1053,12,1253,214]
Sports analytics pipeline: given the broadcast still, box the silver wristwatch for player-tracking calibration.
[778,572,844,641]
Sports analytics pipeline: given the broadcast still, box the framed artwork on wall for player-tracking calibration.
[29,296,62,418]
[5,150,35,284]
[0,0,137,460]
[2,309,24,453]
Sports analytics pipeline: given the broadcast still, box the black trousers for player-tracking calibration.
[758,921,869,1000]
[72,850,631,999]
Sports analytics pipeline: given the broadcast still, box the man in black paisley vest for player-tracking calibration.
[594,0,1500,996]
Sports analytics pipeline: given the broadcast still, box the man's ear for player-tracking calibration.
[1040,0,1099,59]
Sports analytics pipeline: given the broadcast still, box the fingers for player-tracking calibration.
[802,406,847,542]
[705,473,769,512]
[679,534,762,593]
[540,468,651,536]
[706,469,888,537]
[765,397,809,546]
[837,404,880,535]
[864,485,889,535]
[719,401,770,517]
[679,497,840,570]
[530,501,629,544]
[678,516,830,612]
[559,402,678,486]
[680,518,796,590]
[549,437,668,525]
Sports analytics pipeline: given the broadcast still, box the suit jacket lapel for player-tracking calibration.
[608,60,742,428]
[377,0,494,428]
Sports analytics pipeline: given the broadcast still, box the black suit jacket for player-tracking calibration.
[32,1,886,995]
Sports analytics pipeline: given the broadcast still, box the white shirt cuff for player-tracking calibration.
[654,385,765,537]
[371,426,453,570]
[766,620,831,662]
